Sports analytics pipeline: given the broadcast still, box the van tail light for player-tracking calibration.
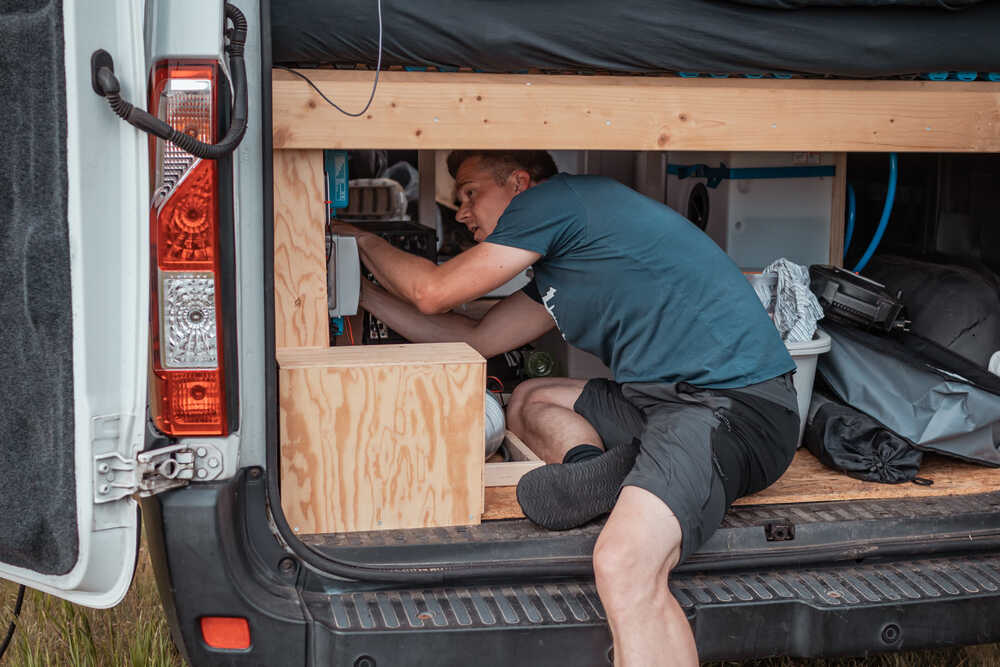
[148,61,228,435]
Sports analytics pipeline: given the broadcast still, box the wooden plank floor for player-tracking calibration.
[483,449,1000,521]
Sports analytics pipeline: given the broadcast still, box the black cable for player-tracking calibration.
[274,0,383,117]
[0,585,25,662]
[95,2,249,160]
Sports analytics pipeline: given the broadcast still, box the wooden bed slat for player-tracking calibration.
[273,70,1000,153]
[483,450,1000,521]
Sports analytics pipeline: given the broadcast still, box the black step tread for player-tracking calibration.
[309,553,1000,632]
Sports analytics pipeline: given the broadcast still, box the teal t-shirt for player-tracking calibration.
[485,173,794,388]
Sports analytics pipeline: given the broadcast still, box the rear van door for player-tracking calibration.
[0,0,148,606]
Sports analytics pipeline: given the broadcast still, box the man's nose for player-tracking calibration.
[455,205,471,223]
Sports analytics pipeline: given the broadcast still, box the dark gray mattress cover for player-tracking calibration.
[271,0,1000,77]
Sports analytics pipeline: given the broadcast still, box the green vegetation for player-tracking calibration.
[0,539,179,667]
[1,539,997,666]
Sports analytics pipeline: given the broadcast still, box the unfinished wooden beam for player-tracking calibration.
[484,431,543,488]
[273,149,329,348]
[273,70,1000,152]
[829,152,848,266]
[278,343,485,534]
[417,150,437,231]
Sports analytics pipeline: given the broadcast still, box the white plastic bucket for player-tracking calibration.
[785,328,832,446]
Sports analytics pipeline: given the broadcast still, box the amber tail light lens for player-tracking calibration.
[148,61,228,436]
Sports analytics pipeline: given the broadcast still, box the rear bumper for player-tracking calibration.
[311,554,1000,665]
[144,470,1000,666]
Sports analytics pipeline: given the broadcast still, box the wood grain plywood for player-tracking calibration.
[273,70,1000,152]
[277,343,484,368]
[482,450,1000,521]
[733,450,1000,506]
[273,149,329,348]
[279,344,486,534]
[484,430,544,488]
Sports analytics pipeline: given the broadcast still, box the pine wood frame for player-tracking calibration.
[273,69,1000,152]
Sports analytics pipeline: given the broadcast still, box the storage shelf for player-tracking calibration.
[273,70,1000,153]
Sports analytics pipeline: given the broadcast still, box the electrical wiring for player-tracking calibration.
[274,0,383,118]
[0,585,25,661]
[346,316,356,345]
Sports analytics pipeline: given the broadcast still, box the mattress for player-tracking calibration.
[270,0,1000,78]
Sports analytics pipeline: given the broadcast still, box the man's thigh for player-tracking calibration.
[511,376,591,411]
[620,394,729,563]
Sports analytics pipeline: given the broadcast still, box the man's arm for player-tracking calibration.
[335,222,540,314]
[361,281,556,359]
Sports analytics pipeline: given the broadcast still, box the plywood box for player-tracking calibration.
[485,430,543,488]
[278,343,485,534]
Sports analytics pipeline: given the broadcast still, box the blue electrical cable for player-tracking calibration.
[852,153,897,274]
[843,183,856,260]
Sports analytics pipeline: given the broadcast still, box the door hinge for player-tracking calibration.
[94,442,224,503]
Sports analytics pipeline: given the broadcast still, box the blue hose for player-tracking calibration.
[852,153,897,274]
[843,183,856,260]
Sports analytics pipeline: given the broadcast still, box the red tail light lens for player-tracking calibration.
[148,61,228,435]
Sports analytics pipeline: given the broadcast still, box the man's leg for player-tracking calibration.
[506,377,601,463]
[593,486,698,667]
[511,378,645,530]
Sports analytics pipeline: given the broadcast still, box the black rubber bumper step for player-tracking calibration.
[307,552,1000,665]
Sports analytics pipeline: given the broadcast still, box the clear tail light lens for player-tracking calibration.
[149,61,228,435]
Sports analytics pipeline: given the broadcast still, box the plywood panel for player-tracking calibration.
[273,149,329,348]
[484,431,543,488]
[734,450,1000,506]
[278,343,484,368]
[482,450,1000,521]
[485,461,544,488]
[280,343,485,533]
[273,70,1000,152]
[483,486,525,522]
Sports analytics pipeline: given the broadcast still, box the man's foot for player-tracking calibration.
[516,439,641,530]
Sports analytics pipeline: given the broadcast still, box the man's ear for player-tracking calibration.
[511,169,532,193]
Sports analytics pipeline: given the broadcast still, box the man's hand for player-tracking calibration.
[330,221,377,244]
[358,276,379,308]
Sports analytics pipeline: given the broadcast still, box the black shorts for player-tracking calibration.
[573,373,800,562]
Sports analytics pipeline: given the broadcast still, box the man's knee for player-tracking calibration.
[593,530,681,594]
[508,378,585,428]
[593,489,684,610]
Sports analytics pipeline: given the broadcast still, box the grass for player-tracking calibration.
[1,538,998,666]
[0,536,180,667]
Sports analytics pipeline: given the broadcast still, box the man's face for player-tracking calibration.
[454,157,526,243]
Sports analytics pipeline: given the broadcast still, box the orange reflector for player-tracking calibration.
[151,368,227,435]
[200,616,251,650]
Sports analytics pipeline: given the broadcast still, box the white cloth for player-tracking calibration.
[989,351,1000,377]
[751,258,824,343]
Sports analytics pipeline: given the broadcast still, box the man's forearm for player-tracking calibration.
[357,234,436,303]
[361,282,484,352]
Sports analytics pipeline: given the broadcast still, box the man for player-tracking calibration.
[333,150,800,666]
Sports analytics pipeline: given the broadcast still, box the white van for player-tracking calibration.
[2,0,1000,664]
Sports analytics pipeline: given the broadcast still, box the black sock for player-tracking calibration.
[562,444,603,464]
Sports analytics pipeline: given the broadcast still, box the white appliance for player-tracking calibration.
[666,152,835,270]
